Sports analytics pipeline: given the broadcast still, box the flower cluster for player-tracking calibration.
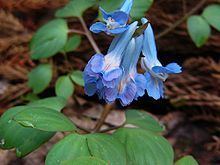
[84,0,182,106]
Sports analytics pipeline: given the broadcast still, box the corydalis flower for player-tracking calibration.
[84,22,138,99]
[90,0,133,35]
[141,18,182,100]
[107,35,146,106]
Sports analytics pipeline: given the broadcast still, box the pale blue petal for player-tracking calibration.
[145,72,163,100]
[107,26,128,34]
[152,63,182,74]
[85,83,97,96]
[135,74,147,98]
[120,0,133,14]
[90,22,107,33]
[105,88,118,102]
[90,54,105,73]
[111,11,129,25]
[141,18,157,63]
[96,79,103,89]
[99,7,109,20]
[119,81,137,106]
[103,67,122,81]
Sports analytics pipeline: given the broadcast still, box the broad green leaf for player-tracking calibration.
[175,155,198,165]
[30,19,68,59]
[55,76,74,99]
[46,133,126,165]
[99,0,153,19]
[125,109,164,133]
[13,107,76,132]
[113,128,174,165]
[28,97,66,111]
[62,35,81,53]
[202,4,220,31]
[28,64,52,94]
[55,0,96,18]
[70,70,84,86]
[61,157,108,165]
[187,15,211,47]
[0,106,54,157]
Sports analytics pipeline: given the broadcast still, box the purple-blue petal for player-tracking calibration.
[145,72,164,100]
[104,88,118,102]
[110,11,129,25]
[152,63,182,74]
[135,74,147,98]
[84,83,97,96]
[90,54,105,73]
[120,0,133,14]
[103,67,122,81]
[90,22,107,33]
[107,26,128,34]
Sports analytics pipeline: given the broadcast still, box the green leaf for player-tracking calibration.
[22,93,39,102]
[70,70,84,86]
[187,15,211,47]
[175,155,198,165]
[202,4,220,31]
[113,128,174,165]
[30,19,68,59]
[62,35,81,53]
[125,109,164,133]
[46,133,126,165]
[0,106,54,157]
[55,76,74,99]
[13,107,76,132]
[61,157,108,165]
[55,0,96,18]
[28,64,53,94]
[98,0,153,19]
[28,97,66,111]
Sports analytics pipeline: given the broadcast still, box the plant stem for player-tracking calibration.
[68,29,86,35]
[79,17,101,54]
[99,123,125,133]
[93,104,113,132]
[155,0,207,40]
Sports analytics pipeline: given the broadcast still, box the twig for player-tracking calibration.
[79,17,101,54]
[155,0,207,39]
[99,123,125,133]
[68,29,86,35]
[93,104,113,132]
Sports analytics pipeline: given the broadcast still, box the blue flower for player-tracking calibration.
[140,18,182,100]
[90,0,133,35]
[84,22,138,100]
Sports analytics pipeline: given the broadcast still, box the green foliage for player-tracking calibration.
[14,107,76,132]
[28,64,53,94]
[28,97,66,111]
[0,106,54,157]
[202,4,220,31]
[46,133,126,165]
[55,76,74,99]
[175,155,198,165]
[55,0,96,18]
[62,35,81,53]
[61,157,108,165]
[125,109,164,133]
[113,128,174,165]
[30,19,68,59]
[187,15,211,47]
[99,0,153,19]
[70,70,85,86]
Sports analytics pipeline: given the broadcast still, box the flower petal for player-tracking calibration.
[107,26,128,34]
[135,74,147,98]
[145,72,164,100]
[90,22,107,33]
[90,54,105,73]
[103,67,122,81]
[99,7,109,20]
[120,0,133,14]
[85,83,97,96]
[110,11,129,25]
[152,63,182,74]
[105,88,118,102]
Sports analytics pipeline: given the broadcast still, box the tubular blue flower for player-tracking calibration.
[141,18,182,100]
[90,0,133,35]
[102,35,146,106]
[84,22,138,98]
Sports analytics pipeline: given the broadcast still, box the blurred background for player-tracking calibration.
[0,0,219,164]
